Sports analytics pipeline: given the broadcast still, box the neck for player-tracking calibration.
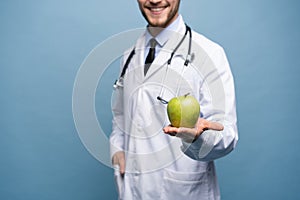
[147,14,180,37]
[147,26,164,37]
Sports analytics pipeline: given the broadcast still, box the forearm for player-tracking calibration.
[110,125,125,161]
[110,82,125,161]
[181,121,238,161]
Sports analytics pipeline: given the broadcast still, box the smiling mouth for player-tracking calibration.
[148,6,167,14]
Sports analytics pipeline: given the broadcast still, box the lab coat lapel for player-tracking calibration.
[144,22,187,80]
[130,34,147,83]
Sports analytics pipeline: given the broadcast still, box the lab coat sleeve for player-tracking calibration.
[109,55,127,162]
[181,47,238,161]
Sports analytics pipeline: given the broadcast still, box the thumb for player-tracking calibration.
[119,155,125,176]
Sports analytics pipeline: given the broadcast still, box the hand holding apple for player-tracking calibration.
[165,93,224,143]
[163,118,224,143]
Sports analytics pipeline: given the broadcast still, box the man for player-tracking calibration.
[110,0,238,199]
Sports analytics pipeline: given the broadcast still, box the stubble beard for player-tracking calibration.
[141,2,180,28]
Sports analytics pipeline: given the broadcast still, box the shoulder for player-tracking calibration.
[122,31,146,60]
[190,30,229,69]
[191,30,224,55]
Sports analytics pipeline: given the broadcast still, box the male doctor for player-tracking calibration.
[110,0,238,199]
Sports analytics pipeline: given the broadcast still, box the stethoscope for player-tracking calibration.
[114,24,192,104]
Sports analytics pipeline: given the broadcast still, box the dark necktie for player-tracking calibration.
[144,38,157,76]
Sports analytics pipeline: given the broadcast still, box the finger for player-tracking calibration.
[176,127,199,142]
[112,152,126,176]
[163,126,179,136]
[207,121,224,131]
[118,154,125,176]
[177,127,197,135]
[116,152,125,175]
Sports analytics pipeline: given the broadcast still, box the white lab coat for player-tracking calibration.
[110,16,238,200]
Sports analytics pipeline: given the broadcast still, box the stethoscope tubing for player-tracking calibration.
[114,24,192,90]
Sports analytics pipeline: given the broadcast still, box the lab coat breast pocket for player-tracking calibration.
[160,168,209,200]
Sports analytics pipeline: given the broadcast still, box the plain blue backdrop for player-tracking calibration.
[1,0,300,199]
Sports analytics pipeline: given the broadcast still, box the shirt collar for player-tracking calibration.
[145,15,183,47]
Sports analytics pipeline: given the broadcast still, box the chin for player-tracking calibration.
[148,19,168,28]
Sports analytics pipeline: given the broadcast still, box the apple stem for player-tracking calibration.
[184,93,190,97]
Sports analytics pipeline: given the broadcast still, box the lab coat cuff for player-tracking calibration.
[180,135,204,160]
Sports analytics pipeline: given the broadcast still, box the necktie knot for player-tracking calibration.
[144,38,157,75]
[149,38,157,49]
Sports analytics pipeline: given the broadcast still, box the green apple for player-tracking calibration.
[167,93,200,128]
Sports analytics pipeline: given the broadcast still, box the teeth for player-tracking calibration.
[151,7,164,12]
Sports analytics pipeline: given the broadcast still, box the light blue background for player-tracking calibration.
[1,0,300,199]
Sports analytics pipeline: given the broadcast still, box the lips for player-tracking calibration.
[147,6,168,15]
